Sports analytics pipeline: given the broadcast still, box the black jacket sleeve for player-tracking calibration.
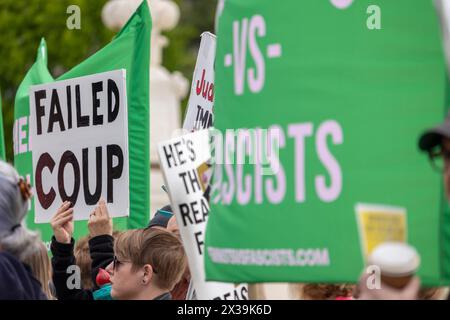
[88,234,114,289]
[51,236,93,300]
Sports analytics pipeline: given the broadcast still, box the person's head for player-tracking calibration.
[147,206,185,298]
[291,283,355,300]
[0,161,31,243]
[419,115,450,200]
[147,205,179,237]
[106,228,187,300]
[147,205,173,230]
[22,240,55,300]
[166,215,179,235]
[0,161,42,266]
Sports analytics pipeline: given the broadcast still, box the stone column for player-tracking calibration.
[102,0,189,218]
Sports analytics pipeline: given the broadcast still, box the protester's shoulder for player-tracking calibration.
[0,251,16,269]
[0,251,24,273]
[154,292,172,300]
[0,252,46,300]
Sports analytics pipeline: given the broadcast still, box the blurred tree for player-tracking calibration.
[164,0,217,76]
[0,0,217,161]
[0,0,114,161]
[163,0,217,117]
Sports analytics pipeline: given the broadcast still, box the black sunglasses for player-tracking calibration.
[112,255,157,274]
[112,255,130,270]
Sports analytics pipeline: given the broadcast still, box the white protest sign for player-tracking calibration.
[158,129,248,300]
[183,32,216,132]
[29,69,129,223]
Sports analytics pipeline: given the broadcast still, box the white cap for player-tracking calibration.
[368,242,420,277]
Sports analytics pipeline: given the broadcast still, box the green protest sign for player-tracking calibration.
[205,0,450,286]
[13,1,151,248]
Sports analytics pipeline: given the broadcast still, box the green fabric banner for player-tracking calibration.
[205,0,450,286]
[13,1,151,247]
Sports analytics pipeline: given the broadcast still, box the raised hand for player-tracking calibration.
[88,199,113,237]
[50,201,74,244]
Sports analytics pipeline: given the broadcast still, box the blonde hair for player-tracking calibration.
[74,236,94,290]
[114,228,187,291]
[22,241,55,300]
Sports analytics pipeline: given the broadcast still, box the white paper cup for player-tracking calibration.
[368,242,420,289]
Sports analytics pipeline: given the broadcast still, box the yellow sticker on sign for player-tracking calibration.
[355,203,407,261]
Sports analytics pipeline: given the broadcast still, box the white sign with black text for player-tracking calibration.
[183,32,216,132]
[29,69,129,223]
[158,129,248,300]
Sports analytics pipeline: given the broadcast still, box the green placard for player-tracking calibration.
[205,0,450,286]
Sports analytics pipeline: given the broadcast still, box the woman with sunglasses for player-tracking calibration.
[105,228,187,300]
